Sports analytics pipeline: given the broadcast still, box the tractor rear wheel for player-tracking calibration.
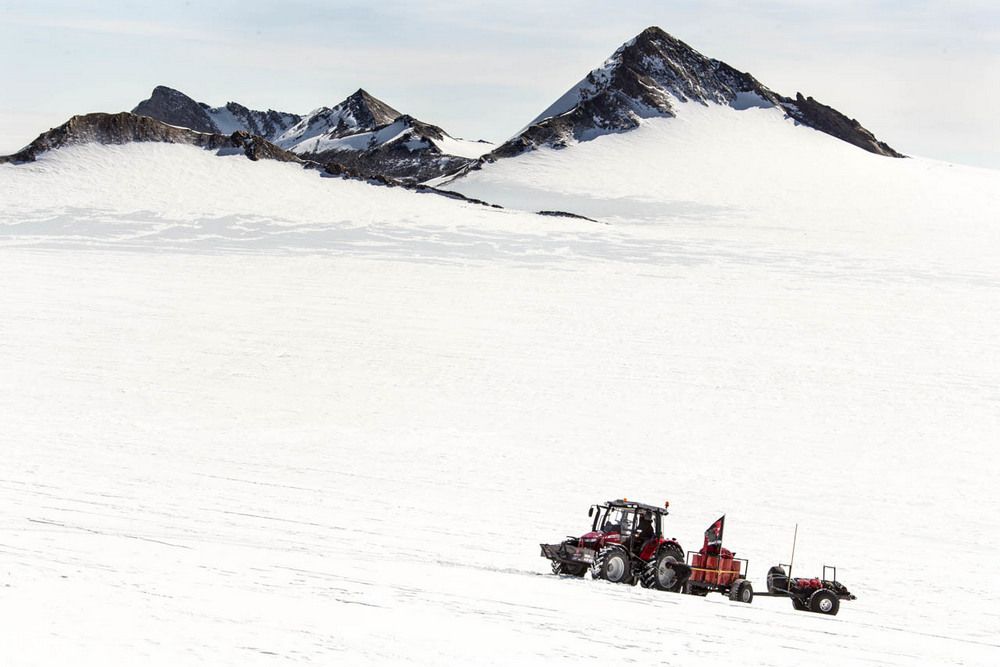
[551,560,587,577]
[592,547,632,584]
[809,589,840,615]
[644,544,685,592]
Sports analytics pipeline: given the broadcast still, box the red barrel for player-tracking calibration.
[719,556,734,585]
[705,556,719,584]
[691,553,704,582]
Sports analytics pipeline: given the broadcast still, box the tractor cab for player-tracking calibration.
[586,500,665,559]
[541,499,684,584]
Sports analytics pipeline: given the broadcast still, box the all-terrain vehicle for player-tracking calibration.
[756,564,856,615]
[540,499,688,590]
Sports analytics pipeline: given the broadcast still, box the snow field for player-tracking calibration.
[2,139,1000,664]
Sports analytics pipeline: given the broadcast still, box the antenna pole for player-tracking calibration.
[787,523,798,590]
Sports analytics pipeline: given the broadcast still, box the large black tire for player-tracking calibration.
[791,597,808,611]
[809,589,840,615]
[659,542,685,564]
[642,543,686,592]
[640,562,655,588]
[551,560,587,577]
[592,547,632,584]
[767,565,788,594]
[728,579,753,604]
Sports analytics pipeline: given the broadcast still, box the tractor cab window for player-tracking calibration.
[601,508,633,534]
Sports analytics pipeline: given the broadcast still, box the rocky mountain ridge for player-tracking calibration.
[132,86,301,142]
[130,86,491,183]
[0,112,502,211]
[7,27,905,187]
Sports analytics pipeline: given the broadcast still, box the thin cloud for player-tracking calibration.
[0,12,221,43]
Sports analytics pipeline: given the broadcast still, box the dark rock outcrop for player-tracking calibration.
[132,85,219,134]
[0,112,303,165]
[784,93,903,158]
[132,86,301,142]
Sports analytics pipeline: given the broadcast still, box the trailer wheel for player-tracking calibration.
[551,560,587,577]
[791,597,807,611]
[728,579,753,603]
[592,547,631,584]
[809,589,840,615]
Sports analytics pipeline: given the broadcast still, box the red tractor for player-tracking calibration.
[540,499,688,590]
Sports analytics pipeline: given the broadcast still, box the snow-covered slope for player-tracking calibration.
[442,102,1000,272]
[2,111,1000,665]
[0,142,549,250]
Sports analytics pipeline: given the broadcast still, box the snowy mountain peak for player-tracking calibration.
[493,26,902,159]
[274,91,493,183]
[273,89,402,152]
[342,88,402,129]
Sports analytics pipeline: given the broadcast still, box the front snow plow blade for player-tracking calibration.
[540,542,595,567]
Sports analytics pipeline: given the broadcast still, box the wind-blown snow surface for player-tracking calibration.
[2,141,1000,666]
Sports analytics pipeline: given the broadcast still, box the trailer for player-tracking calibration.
[681,547,754,603]
[673,518,856,616]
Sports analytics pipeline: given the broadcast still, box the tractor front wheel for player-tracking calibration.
[593,547,632,584]
[551,560,587,577]
[809,589,840,615]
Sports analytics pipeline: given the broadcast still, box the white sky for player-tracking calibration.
[1,0,998,168]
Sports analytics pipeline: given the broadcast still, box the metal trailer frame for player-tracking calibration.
[681,549,752,602]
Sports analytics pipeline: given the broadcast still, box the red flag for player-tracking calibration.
[703,515,725,549]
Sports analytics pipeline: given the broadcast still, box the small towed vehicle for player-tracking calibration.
[759,564,857,615]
